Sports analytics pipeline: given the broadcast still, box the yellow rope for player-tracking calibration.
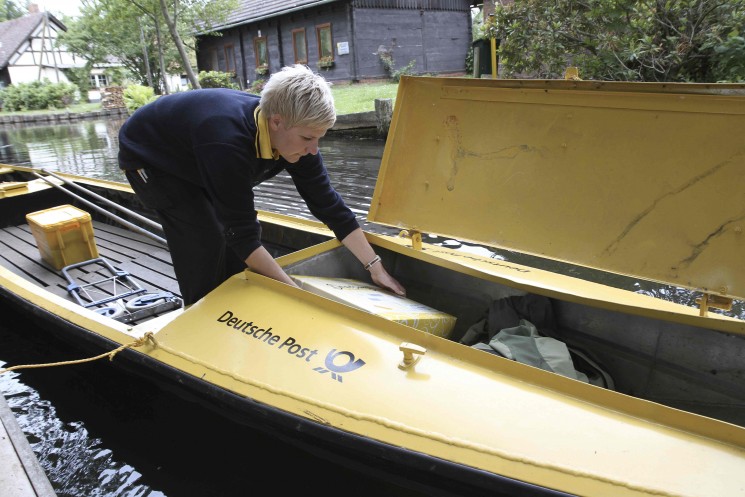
[0,332,157,374]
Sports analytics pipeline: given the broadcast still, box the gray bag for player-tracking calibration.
[472,318,588,383]
[461,294,614,388]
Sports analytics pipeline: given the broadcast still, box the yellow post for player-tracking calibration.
[490,38,497,79]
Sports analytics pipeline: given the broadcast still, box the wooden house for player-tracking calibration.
[195,0,475,88]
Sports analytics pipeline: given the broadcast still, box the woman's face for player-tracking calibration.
[269,114,327,163]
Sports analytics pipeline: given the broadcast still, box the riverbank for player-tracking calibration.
[0,102,392,136]
[0,107,129,125]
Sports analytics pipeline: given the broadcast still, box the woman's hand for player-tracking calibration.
[340,228,406,296]
[369,263,406,296]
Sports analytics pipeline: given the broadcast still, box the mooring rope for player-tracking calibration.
[0,332,157,374]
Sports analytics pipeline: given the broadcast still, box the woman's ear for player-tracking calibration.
[269,114,283,130]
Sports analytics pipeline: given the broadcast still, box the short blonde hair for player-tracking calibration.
[260,64,336,129]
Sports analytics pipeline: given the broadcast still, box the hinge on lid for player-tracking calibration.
[695,293,733,317]
[398,229,422,251]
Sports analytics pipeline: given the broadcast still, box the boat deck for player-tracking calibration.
[0,219,179,321]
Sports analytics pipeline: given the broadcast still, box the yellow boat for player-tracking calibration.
[1,75,745,497]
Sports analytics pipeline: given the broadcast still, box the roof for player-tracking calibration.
[0,12,64,69]
[201,0,342,32]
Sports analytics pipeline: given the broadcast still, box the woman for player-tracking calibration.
[118,64,404,306]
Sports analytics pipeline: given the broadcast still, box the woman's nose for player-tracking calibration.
[306,142,319,155]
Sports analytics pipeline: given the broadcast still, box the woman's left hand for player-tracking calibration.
[370,264,406,296]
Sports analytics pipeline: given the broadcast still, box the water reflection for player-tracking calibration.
[0,118,127,180]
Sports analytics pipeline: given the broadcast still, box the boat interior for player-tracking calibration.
[0,170,331,325]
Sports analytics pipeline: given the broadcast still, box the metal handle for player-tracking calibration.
[398,342,426,370]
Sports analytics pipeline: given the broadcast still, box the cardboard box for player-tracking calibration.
[26,204,99,270]
[292,275,456,338]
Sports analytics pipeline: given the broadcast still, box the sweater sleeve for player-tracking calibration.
[286,152,360,241]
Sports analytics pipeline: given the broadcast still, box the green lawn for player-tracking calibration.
[331,81,399,114]
[0,81,399,116]
[0,102,100,116]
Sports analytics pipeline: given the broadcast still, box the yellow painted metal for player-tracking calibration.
[370,77,745,300]
[147,271,745,497]
[564,67,581,80]
[370,230,745,336]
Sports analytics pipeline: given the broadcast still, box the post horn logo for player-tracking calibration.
[313,349,366,382]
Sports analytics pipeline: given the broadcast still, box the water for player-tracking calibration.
[1,117,743,496]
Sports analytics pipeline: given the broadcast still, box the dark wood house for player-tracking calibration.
[195,0,474,88]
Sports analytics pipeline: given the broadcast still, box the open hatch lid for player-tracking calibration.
[368,77,745,301]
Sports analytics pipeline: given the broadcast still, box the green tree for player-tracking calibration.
[487,0,745,82]
[60,0,165,90]
[131,0,238,90]
[0,0,24,21]
[59,0,237,92]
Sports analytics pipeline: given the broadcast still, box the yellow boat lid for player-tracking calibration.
[369,76,745,300]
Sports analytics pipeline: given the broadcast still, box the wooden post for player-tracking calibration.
[375,98,393,136]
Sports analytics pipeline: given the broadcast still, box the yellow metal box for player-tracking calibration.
[26,204,99,270]
[292,275,457,338]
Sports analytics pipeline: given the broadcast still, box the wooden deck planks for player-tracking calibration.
[0,220,180,307]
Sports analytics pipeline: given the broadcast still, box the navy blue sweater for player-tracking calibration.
[118,88,359,261]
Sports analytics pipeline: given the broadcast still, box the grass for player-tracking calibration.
[0,81,399,116]
[331,81,399,114]
[0,102,101,115]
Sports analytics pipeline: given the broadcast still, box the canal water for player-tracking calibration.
[1,116,743,496]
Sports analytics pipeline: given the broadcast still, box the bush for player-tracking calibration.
[375,45,416,82]
[0,79,77,112]
[198,70,239,89]
[247,78,266,94]
[62,66,91,100]
[123,84,158,112]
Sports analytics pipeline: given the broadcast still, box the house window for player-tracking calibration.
[89,74,109,88]
[292,28,307,64]
[224,45,236,74]
[254,36,268,72]
[316,23,333,61]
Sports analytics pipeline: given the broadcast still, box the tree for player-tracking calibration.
[128,0,239,90]
[157,0,199,89]
[486,0,745,82]
[59,0,237,92]
[0,0,24,21]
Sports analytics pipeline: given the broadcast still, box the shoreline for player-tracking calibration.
[0,107,388,136]
[0,107,129,125]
